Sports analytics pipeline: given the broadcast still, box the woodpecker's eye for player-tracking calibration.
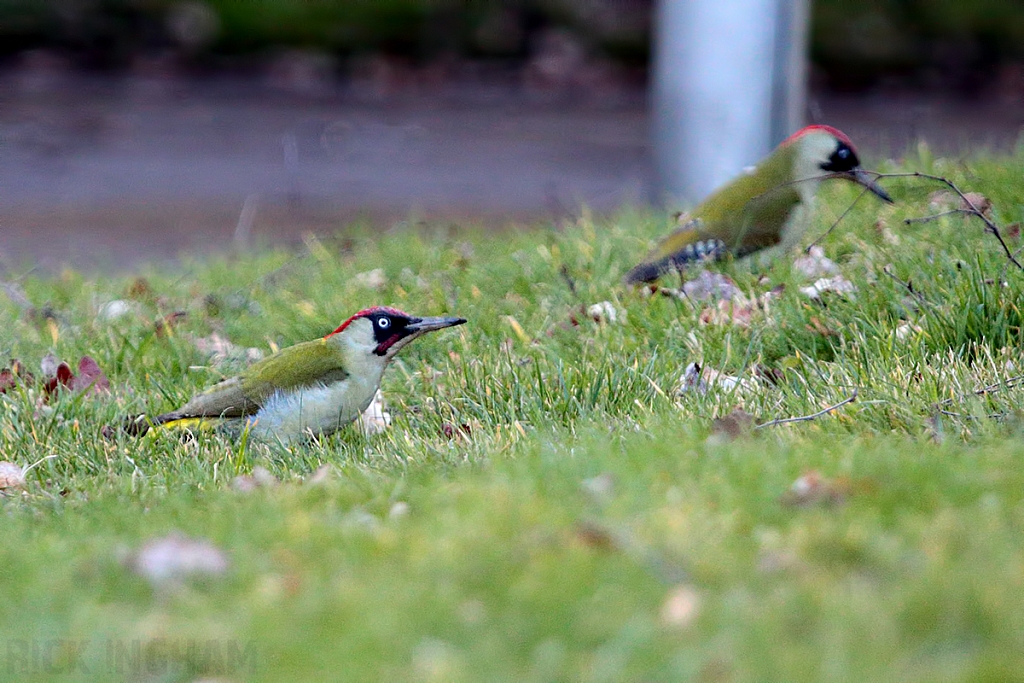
[377,317,391,329]
[821,142,859,172]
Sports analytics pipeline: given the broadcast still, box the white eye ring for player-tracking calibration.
[377,317,391,329]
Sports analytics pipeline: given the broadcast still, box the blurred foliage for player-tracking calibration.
[1,0,1024,88]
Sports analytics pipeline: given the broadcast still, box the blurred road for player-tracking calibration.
[1,75,1022,270]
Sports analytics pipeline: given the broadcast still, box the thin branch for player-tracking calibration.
[755,390,857,429]
[903,208,971,225]
[559,264,580,301]
[874,171,1023,271]
[806,185,872,250]
[936,374,1024,408]
[881,264,934,311]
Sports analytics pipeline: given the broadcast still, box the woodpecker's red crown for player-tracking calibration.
[327,306,411,337]
[782,124,856,152]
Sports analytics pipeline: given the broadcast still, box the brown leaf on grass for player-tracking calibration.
[698,286,783,328]
[682,270,740,302]
[0,461,26,490]
[440,422,473,440]
[709,409,754,442]
[928,190,992,216]
[587,300,623,324]
[231,466,277,492]
[72,356,109,393]
[0,359,32,393]
[356,390,391,435]
[192,333,263,365]
[800,276,857,301]
[1006,223,1021,240]
[805,316,838,337]
[780,470,852,507]
[42,356,74,396]
[572,521,618,551]
[793,246,840,278]
[961,192,993,215]
[126,276,154,300]
[42,355,109,397]
[154,311,188,337]
[700,299,754,328]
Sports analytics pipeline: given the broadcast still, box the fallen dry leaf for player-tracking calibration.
[440,422,473,440]
[192,333,263,365]
[357,390,391,435]
[350,268,387,290]
[154,311,188,337]
[72,356,109,393]
[660,584,701,628]
[780,470,851,507]
[231,466,277,492]
[805,316,838,337]
[678,363,754,395]
[800,276,857,301]
[98,299,135,321]
[0,461,26,490]
[697,286,782,328]
[305,464,333,485]
[0,359,32,393]
[709,409,754,442]
[793,246,840,278]
[572,521,618,551]
[895,321,924,340]
[928,190,992,216]
[681,270,740,302]
[41,355,109,397]
[127,533,230,585]
[587,300,623,324]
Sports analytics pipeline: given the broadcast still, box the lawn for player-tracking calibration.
[3,147,1024,682]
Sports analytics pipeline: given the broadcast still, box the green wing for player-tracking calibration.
[695,144,801,253]
[239,339,349,403]
[154,339,347,423]
[624,144,802,284]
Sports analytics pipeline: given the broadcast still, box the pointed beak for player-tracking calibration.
[848,168,893,203]
[405,316,467,334]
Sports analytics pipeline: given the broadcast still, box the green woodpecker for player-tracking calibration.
[624,125,892,284]
[129,307,466,442]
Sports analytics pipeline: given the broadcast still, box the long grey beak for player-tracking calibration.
[849,168,893,203]
[406,316,467,334]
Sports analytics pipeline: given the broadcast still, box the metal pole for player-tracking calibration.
[652,0,810,204]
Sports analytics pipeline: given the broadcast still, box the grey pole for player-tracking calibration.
[652,0,810,205]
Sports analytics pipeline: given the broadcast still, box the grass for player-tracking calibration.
[3,147,1024,682]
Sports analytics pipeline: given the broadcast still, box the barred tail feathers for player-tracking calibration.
[623,224,726,284]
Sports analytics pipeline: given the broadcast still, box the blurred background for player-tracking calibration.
[2,0,1023,269]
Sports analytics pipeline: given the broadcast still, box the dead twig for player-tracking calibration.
[559,264,580,302]
[806,185,872,251]
[903,208,972,225]
[755,390,857,429]
[881,264,935,311]
[875,171,1023,271]
[936,374,1024,408]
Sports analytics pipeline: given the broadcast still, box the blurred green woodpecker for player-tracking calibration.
[624,125,892,284]
[128,307,466,443]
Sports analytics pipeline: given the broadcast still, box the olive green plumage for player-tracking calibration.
[151,338,348,425]
[625,143,801,284]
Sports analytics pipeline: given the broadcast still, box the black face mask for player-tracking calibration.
[820,142,859,173]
